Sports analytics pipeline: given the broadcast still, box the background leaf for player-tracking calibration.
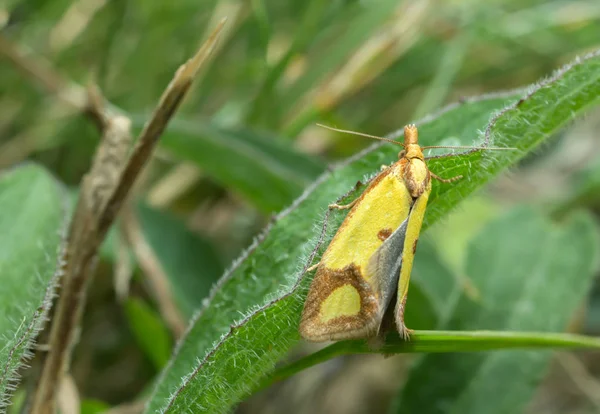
[125,298,172,370]
[0,164,68,407]
[157,121,325,213]
[404,238,457,330]
[137,205,225,318]
[80,399,111,414]
[393,207,600,413]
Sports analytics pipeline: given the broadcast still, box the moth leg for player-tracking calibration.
[306,262,320,273]
[430,171,462,183]
[328,198,358,210]
[396,295,413,340]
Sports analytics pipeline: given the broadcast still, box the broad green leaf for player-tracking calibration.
[146,51,600,413]
[405,238,457,330]
[429,196,500,275]
[125,298,173,370]
[6,389,25,414]
[137,205,224,318]
[393,207,600,414]
[0,164,68,407]
[555,152,600,216]
[158,120,325,213]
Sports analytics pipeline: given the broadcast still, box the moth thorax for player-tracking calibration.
[404,144,424,160]
[404,158,429,198]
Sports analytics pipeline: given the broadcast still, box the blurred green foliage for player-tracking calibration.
[0,165,67,409]
[2,0,600,413]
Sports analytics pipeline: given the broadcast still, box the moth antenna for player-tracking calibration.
[317,124,405,148]
[421,145,517,151]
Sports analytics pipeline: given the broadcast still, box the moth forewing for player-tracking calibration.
[298,162,413,342]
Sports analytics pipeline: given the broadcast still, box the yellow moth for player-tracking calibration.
[299,124,511,342]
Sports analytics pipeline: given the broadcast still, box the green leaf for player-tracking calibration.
[137,205,224,318]
[429,196,500,275]
[392,207,600,414]
[157,120,325,213]
[6,389,25,414]
[125,298,173,370]
[80,399,111,414]
[555,152,600,215]
[146,51,600,413]
[404,238,457,330]
[0,164,69,407]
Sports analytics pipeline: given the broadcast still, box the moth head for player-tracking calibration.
[403,124,419,145]
[402,124,424,160]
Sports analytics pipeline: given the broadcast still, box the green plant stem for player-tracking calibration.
[257,330,600,391]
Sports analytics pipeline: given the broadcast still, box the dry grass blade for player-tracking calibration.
[57,374,80,414]
[114,222,134,302]
[147,162,203,207]
[558,353,600,410]
[49,0,109,53]
[102,400,146,414]
[0,35,87,111]
[121,206,186,338]
[285,1,429,127]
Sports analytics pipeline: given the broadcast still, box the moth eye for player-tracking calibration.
[398,151,405,159]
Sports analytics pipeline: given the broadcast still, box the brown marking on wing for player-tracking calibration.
[377,228,393,241]
[299,263,380,341]
[412,238,419,255]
